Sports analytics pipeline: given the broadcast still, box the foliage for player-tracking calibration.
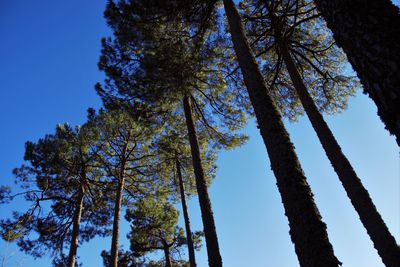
[126,195,203,265]
[88,109,160,203]
[0,122,111,264]
[240,0,360,121]
[0,186,11,204]
[97,0,249,151]
[0,0,379,266]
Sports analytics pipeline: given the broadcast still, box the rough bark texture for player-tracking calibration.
[314,0,400,146]
[182,95,222,267]
[110,175,125,267]
[67,187,84,267]
[223,0,340,266]
[278,37,400,267]
[176,159,197,267]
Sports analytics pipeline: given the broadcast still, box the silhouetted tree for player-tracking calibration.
[314,0,400,147]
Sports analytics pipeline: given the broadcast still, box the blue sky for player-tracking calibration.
[0,1,399,267]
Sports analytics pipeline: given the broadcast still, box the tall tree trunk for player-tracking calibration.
[182,95,222,267]
[278,37,400,267]
[314,0,400,146]
[67,186,84,267]
[110,175,125,267]
[163,245,172,267]
[223,0,340,266]
[176,159,197,267]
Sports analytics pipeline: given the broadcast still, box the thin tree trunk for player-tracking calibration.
[223,0,340,266]
[67,186,84,267]
[278,37,400,267]
[182,95,222,267]
[110,175,125,267]
[314,0,400,146]
[176,159,197,267]
[163,245,172,267]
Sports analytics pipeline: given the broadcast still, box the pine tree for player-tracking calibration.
[240,0,358,121]
[154,119,218,267]
[88,109,158,267]
[96,0,341,265]
[314,0,400,147]
[126,195,203,267]
[0,122,110,267]
[97,2,248,265]
[240,1,400,265]
[221,0,340,265]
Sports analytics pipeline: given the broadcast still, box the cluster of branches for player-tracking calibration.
[1,0,399,267]
[0,108,212,267]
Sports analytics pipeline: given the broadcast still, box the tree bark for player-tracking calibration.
[110,174,125,267]
[223,0,340,266]
[314,0,400,146]
[176,159,197,267]
[278,36,400,267]
[67,186,84,267]
[182,95,222,267]
[163,245,172,267]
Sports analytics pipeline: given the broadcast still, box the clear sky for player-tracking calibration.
[0,1,399,267]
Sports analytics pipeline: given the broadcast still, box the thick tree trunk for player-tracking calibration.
[314,0,400,146]
[176,159,197,267]
[110,176,125,267]
[278,37,400,267]
[67,187,84,267]
[163,245,172,267]
[223,0,340,266]
[182,95,222,267]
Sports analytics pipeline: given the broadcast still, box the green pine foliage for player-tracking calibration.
[126,195,202,265]
[240,0,360,121]
[0,123,111,265]
[97,0,248,151]
[0,0,393,266]
[88,109,159,202]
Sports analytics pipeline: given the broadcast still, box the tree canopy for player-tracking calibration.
[1,1,398,266]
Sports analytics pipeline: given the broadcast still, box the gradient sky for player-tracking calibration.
[0,1,399,267]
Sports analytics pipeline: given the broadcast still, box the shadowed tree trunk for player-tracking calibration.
[176,159,197,267]
[182,94,222,267]
[277,35,400,267]
[314,0,400,146]
[67,186,84,267]
[163,243,172,267]
[110,160,126,267]
[223,0,340,266]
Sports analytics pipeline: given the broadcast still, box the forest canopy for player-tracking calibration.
[0,1,399,267]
